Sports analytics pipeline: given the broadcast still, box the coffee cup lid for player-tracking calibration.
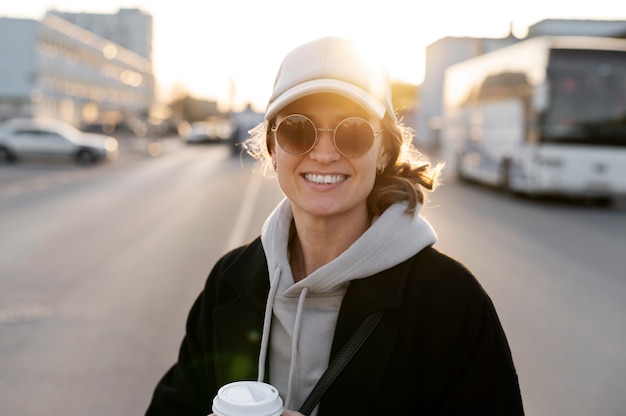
[212,381,283,416]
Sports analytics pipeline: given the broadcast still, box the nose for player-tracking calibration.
[309,129,340,162]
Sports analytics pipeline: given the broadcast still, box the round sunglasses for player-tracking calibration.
[271,114,383,158]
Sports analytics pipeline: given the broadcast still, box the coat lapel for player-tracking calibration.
[319,259,413,415]
[212,239,269,384]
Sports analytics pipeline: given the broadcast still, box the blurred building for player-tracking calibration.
[418,34,517,150]
[417,19,626,151]
[0,9,154,131]
[47,8,153,61]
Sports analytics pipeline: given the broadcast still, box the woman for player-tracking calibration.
[146,36,524,416]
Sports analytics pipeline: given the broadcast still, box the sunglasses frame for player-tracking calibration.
[271,114,383,158]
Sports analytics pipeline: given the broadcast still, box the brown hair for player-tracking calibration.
[367,114,442,215]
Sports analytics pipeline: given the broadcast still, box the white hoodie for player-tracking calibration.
[259,198,437,413]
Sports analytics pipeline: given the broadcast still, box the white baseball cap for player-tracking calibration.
[265,37,396,123]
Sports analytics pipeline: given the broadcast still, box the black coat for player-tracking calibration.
[146,237,524,415]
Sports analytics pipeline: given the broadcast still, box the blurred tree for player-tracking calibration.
[392,81,419,113]
[170,94,221,122]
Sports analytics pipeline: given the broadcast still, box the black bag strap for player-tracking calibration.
[298,310,384,416]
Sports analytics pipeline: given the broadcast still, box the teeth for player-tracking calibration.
[304,174,346,184]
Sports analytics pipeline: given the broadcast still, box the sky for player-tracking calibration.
[3,0,626,111]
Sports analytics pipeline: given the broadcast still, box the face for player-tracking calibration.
[271,93,390,222]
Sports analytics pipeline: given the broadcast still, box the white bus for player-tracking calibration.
[441,36,626,203]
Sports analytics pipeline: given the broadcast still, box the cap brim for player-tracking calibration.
[265,79,387,122]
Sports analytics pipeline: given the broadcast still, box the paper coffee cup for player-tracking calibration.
[212,381,283,416]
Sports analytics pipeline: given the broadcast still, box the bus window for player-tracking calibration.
[543,49,626,146]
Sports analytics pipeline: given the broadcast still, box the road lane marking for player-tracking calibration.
[226,172,263,251]
[0,299,54,324]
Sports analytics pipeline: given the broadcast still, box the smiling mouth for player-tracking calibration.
[303,173,348,185]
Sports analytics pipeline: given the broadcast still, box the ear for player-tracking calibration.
[377,147,391,170]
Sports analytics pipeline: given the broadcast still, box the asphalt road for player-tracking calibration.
[0,141,624,415]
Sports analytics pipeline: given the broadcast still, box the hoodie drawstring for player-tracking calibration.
[285,287,308,407]
[256,264,310,410]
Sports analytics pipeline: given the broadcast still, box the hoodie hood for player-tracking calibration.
[257,198,437,411]
[261,198,437,294]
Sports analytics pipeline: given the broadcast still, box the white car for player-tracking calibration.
[0,118,119,165]
[181,120,233,144]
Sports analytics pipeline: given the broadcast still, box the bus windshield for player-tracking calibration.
[542,49,626,146]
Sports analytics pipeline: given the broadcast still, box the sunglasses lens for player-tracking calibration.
[335,117,375,157]
[276,115,316,154]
